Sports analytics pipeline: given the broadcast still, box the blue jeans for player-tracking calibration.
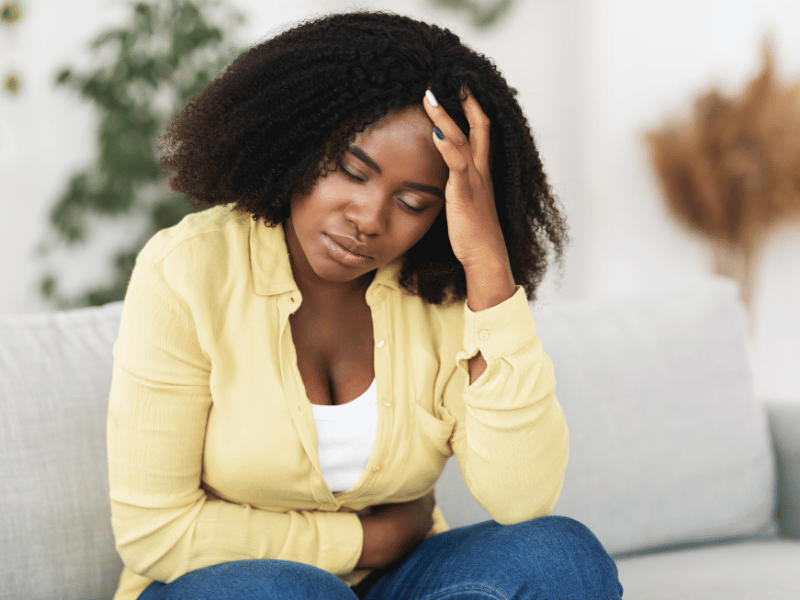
[138,516,623,599]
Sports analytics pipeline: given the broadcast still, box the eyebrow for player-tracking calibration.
[346,145,445,200]
[347,146,382,174]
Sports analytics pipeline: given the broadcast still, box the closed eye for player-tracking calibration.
[397,197,426,214]
[338,162,366,182]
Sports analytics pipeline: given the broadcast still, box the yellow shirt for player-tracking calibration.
[107,205,568,600]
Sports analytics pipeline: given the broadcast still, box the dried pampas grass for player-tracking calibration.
[646,43,800,308]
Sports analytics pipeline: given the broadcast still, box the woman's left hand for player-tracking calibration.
[423,88,516,311]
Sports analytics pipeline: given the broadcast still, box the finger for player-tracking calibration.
[432,128,473,194]
[423,91,474,193]
[461,87,491,171]
[423,90,472,155]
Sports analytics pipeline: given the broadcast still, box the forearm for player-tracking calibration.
[456,375,567,523]
[450,288,568,522]
[111,492,363,581]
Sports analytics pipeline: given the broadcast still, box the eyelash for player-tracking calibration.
[338,163,425,214]
[339,163,366,182]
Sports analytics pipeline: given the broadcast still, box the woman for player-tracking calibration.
[107,11,622,600]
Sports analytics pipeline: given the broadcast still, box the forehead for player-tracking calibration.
[351,105,447,180]
[357,105,433,141]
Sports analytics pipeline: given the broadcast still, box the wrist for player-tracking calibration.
[464,259,515,312]
[356,514,377,569]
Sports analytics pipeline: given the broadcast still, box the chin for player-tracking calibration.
[311,260,373,285]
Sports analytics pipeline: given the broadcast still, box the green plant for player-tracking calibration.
[41,0,244,307]
[428,0,514,29]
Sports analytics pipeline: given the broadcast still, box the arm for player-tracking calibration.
[422,88,517,383]
[107,249,362,583]
[445,289,568,524]
[423,89,568,523]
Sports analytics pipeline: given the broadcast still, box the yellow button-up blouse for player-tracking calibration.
[107,206,568,600]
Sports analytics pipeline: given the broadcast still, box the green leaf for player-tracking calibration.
[40,275,57,300]
[151,195,198,230]
[428,0,514,29]
[55,68,72,85]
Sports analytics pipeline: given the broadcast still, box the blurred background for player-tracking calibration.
[1,0,798,403]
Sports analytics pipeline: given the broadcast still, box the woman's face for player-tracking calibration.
[286,105,448,287]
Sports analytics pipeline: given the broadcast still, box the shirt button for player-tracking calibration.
[296,403,303,413]
[371,464,381,473]
[381,397,392,407]
[373,288,383,297]
[478,329,491,341]
[375,338,386,348]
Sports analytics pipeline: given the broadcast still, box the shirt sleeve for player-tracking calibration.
[443,286,569,525]
[107,246,363,583]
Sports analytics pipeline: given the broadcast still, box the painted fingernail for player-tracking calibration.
[425,89,439,107]
[433,126,444,140]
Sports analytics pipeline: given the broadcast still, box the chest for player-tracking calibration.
[198,289,461,508]
[289,299,376,405]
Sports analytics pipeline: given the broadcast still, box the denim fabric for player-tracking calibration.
[139,516,622,600]
[138,560,357,600]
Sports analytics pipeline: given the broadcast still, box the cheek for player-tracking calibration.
[290,188,326,230]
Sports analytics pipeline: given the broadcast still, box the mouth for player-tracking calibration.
[322,233,373,266]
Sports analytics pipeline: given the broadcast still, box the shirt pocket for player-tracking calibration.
[413,403,455,458]
[382,404,453,501]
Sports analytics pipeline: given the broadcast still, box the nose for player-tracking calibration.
[346,189,390,237]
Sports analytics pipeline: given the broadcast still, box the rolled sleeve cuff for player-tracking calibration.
[461,286,537,360]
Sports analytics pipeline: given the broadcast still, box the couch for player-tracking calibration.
[2,277,798,599]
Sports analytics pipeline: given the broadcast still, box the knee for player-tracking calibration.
[143,559,356,600]
[504,516,623,599]
[223,560,356,599]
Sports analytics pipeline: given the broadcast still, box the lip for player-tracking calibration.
[322,233,373,267]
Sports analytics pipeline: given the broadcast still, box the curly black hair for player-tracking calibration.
[160,11,568,305]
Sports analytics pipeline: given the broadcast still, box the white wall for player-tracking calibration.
[1,0,798,399]
[578,0,800,401]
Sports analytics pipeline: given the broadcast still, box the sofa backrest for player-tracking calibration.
[437,277,777,555]
[1,302,124,600]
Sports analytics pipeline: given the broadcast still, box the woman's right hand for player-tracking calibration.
[355,491,436,569]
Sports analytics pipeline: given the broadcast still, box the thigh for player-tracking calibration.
[138,559,358,600]
[361,517,623,600]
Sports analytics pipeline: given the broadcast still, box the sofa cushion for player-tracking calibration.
[436,278,776,555]
[615,538,800,599]
[0,302,124,600]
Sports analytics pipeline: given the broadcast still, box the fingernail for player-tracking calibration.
[425,89,439,107]
[433,126,444,140]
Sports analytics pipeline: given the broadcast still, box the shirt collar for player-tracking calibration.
[249,219,402,296]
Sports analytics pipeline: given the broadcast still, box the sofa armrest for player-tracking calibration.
[764,399,800,539]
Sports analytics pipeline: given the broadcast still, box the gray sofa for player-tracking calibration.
[2,277,798,599]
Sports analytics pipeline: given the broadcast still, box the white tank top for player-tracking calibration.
[311,379,378,492]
